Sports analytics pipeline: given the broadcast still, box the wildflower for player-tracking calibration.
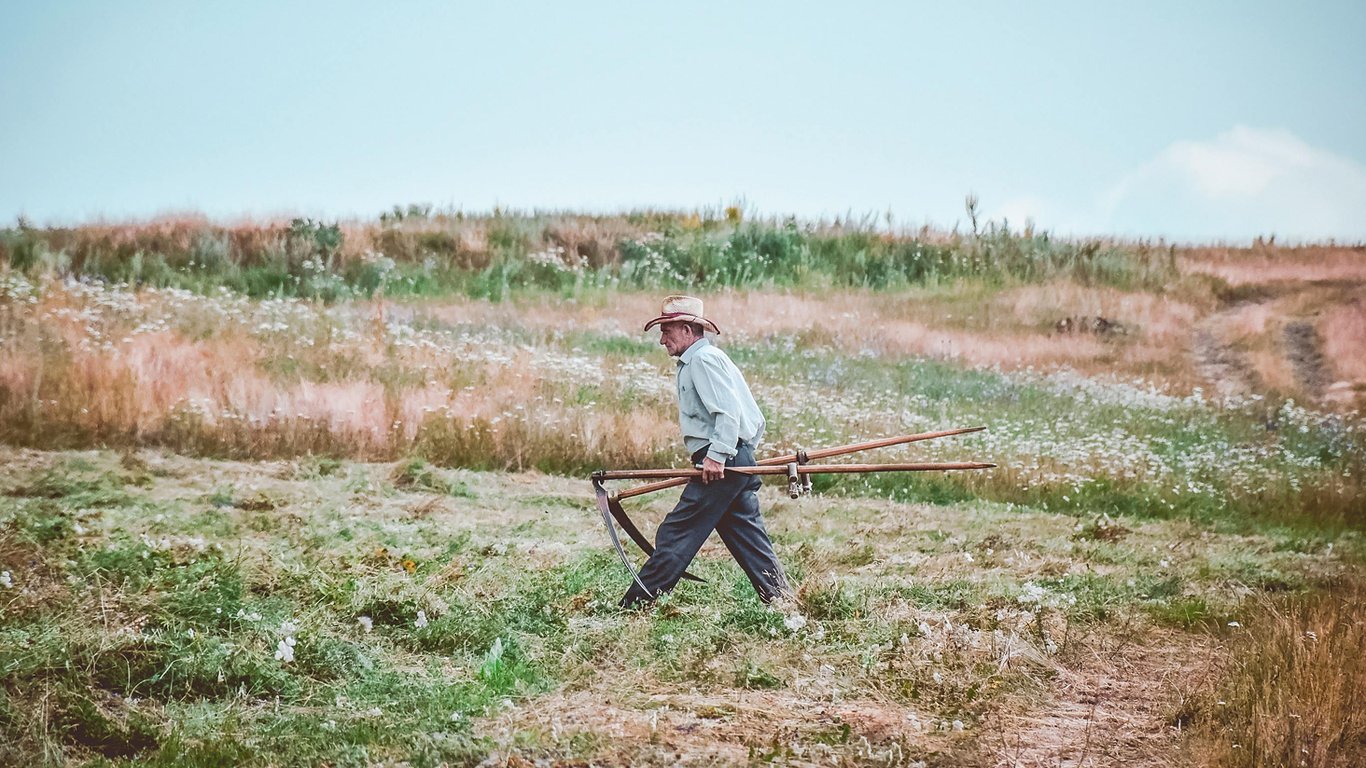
[783,612,808,632]
[186,629,196,640]
[952,720,964,732]
[275,636,296,663]
[1227,621,1241,628]
[415,610,429,629]
[357,616,373,633]
[0,571,11,589]
[1018,582,1048,604]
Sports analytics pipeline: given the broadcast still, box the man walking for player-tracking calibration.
[620,295,791,608]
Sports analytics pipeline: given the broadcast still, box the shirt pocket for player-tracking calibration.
[678,383,702,418]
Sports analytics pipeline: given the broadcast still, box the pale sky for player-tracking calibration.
[3,1,1364,242]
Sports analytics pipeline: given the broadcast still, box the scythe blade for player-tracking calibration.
[594,477,652,596]
[603,489,705,584]
[593,478,705,594]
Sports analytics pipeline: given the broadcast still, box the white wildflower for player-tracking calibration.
[783,612,808,632]
[357,616,373,633]
[0,571,11,589]
[415,610,429,629]
[1018,582,1048,604]
[274,636,296,663]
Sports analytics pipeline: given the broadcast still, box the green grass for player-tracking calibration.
[0,449,1359,765]
[2,208,1176,300]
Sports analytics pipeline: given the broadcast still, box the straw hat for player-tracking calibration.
[643,295,721,335]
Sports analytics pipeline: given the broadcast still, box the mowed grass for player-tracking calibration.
[1,448,1362,766]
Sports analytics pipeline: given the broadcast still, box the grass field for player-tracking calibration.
[2,212,1364,766]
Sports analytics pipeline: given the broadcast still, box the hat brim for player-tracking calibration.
[644,313,721,335]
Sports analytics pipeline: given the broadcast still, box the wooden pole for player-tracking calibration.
[595,461,995,482]
[611,426,986,501]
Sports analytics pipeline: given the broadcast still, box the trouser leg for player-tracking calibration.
[619,443,789,608]
[619,471,747,608]
[714,476,791,603]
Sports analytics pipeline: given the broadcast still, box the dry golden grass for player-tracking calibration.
[1322,300,1366,383]
[1180,580,1366,767]
[423,283,1210,383]
[1180,245,1366,285]
[7,270,1361,468]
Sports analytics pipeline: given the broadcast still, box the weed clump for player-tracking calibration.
[389,457,471,497]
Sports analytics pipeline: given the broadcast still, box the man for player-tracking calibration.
[620,295,791,609]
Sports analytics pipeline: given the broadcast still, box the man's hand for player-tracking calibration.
[701,457,725,484]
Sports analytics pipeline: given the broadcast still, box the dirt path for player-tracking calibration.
[1282,321,1330,402]
[1191,322,1260,400]
[983,629,1213,768]
[1186,267,1365,409]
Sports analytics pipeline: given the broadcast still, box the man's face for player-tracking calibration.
[658,322,698,357]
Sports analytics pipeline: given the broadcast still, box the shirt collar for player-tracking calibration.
[677,336,710,366]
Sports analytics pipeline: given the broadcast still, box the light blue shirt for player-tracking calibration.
[676,338,765,463]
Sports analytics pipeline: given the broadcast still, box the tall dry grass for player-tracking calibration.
[1179,579,1366,767]
[1321,301,1366,384]
[1180,245,1366,286]
[0,282,680,470]
[424,284,1213,383]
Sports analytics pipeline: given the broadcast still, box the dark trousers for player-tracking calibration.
[620,442,790,608]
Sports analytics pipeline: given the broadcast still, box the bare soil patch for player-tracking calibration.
[984,628,1213,768]
[481,688,963,766]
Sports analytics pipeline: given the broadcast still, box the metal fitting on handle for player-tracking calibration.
[787,462,800,498]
